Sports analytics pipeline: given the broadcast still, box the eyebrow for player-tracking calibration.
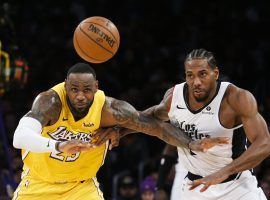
[70,83,93,87]
[186,69,208,73]
[199,69,207,72]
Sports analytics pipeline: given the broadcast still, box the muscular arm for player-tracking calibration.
[97,89,228,150]
[25,90,61,126]
[101,95,192,148]
[220,87,270,175]
[117,87,173,137]
[13,90,62,152]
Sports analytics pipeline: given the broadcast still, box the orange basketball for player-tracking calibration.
[73,16,120,63]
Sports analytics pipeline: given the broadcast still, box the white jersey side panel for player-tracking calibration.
[168,82,244,176]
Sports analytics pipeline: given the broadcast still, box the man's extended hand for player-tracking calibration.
[58,140,92,154]
[189,171,230,192]
[92,127,120,150]
[189,137,229,152]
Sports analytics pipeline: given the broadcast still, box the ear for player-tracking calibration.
[94,80,99,92]
[213,67,219,80]
[64,79,67,90]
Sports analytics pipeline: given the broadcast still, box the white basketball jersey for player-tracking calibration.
[168,81,246,176]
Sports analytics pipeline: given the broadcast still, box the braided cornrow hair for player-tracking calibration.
[185,49,217,69]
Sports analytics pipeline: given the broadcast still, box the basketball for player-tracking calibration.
[73,16,120,63]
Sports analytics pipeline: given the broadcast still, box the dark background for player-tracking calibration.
[0,0,270,199]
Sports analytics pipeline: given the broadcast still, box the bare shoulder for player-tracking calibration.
[25,89,62,126]
[162,87,174,106]
[226,84,257,117]
[102,96,120,113]
[156,87,174,112]
[103,96,132,110]
[101,96,134,126]
[103,96,135,117]
[150,87,174,121]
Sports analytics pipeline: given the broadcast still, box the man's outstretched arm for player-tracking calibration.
[101,96,191,148]
[117,87,173,137]
[95,88,173,147]
[100,96,228,151]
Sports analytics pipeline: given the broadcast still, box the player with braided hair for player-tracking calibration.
[94,49,270,199]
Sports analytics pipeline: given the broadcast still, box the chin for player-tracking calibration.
[75,107,87,113]
[194,95,208,102]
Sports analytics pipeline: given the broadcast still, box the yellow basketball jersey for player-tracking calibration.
[22,82,107,183]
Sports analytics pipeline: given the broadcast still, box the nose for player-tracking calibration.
[193,77,202,87]
[76,91,86,101]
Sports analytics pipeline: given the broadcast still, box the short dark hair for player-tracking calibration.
[185,49,217,69]
[67,63,96,79]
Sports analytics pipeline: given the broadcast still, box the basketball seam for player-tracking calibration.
[79,25,114,55]
[74,33,104,62]
[82,21,119,47]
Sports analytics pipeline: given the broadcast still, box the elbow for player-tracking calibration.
[266,137,270,157]
[13,135,20,149]
[13,130,23,149]
[260,136,270,158]
[13,134,20,149]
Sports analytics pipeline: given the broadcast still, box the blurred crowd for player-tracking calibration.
[0,0,269,199]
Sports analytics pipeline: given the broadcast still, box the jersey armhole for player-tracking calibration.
[217,83,242,130]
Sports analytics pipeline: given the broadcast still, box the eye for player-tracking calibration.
[186,74,194,79]
[200,72,207,77]
[84,88,91,93]
[71,88,78,92]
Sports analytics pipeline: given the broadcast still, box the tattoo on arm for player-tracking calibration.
[25,90,61,127]
[110,99,191,148]
[111,88,173,136]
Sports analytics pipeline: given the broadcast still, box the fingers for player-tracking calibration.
[189,179,202,190]
[110,134,120,149]
[200,137,230,151]
[212,137,230,144]
[92,128,107,144]
[93,127,119,147]
[61,133,118,153]
[200,183,210,192]
[114,137,119,147]
[92,128,106,140]
[79,143,93,151]
[94,128,112,146]
[69,140,88,146]
[189,179,210,192]
[65,140,92,152]
[109,143,113,151]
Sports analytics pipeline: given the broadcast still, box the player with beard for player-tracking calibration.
[94,49,270,199]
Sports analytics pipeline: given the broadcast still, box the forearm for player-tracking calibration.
[122,113,192,148]
[110,99,191,148]
[118,107,157,138]
[141,106,156,117]
[13,117,59,153]
[219,138,270,175]
[157,122,192,148]
[118,128,137,138]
